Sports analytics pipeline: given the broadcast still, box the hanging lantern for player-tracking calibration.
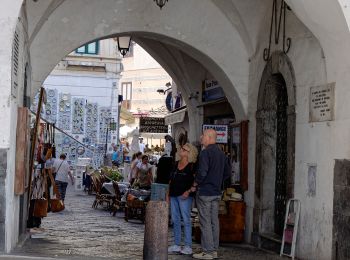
[117,36,131,57]
[110,118,117,131]
[154,0,168,9]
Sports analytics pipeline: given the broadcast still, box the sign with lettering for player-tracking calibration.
[202,124,228,143]
[140,117,168,133]
[309,83,335,122]
[202,80,225,102]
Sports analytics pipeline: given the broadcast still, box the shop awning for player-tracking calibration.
[164,108,187,125]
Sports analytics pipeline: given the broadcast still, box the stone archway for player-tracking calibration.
[253,51,296,240]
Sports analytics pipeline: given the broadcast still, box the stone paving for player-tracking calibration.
[9,185,285,260]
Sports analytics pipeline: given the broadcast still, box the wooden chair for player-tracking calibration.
[91,175,113,209]
[110,181,125,216]
[124,192,147,223]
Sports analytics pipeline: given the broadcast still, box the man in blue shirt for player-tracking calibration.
[112,146,119,166]
[192,129,231,260]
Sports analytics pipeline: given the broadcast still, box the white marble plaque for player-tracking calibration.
[309,83,335,122]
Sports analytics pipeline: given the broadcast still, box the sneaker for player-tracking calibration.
[192,252,214,260]
[212,251,218,259]
[181,246,192,255]
[168,245,181,254]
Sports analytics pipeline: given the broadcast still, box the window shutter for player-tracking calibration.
[11,30,20,97]
[11,21,24,98]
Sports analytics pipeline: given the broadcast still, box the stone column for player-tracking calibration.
[143,201,168,260]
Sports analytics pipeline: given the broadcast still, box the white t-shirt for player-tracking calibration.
[139,143,145,153]
[53,159,71,183]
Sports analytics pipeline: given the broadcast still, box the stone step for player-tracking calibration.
[259,233,282,254]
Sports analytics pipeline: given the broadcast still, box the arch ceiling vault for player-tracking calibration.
[27,0,251,120]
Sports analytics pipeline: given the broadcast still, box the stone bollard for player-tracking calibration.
[143,201,168,260]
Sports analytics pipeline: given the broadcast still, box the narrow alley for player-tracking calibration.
[5,186,283,260]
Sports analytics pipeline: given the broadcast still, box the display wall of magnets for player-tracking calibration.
[98,107,112,143]
[85,102,98,144]
[43,89,58,124]
[72,97,85,133]
[58,93,71,131]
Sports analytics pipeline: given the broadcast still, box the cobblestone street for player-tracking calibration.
[7,186,283,260]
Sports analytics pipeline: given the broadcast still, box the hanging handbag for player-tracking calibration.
[33,199,48,217]
[50,196,65,213]
[33,171,48,217]
[48,169,65,213]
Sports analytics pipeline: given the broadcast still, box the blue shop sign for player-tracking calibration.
[202,80,225,102]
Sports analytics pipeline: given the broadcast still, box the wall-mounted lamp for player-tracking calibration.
[154,0,168,9]
[117,36,132,57]
[157,82,172,95]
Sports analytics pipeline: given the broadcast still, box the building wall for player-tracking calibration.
[0,1,29,252]
[245,8,331,259]
[120,44,170,114]
[120,43,171,143]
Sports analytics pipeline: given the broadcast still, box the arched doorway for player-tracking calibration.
[254,51,296,242]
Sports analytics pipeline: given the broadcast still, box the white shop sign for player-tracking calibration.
[309,83,335,122]
[202,124,228,143]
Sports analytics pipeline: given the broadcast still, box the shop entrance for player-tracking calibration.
[273,74,288,236]
[257,74,288,236]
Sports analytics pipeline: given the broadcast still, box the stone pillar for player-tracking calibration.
[143,201,168,260]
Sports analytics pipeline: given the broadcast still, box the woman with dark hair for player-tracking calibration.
[134,155,153,190]
[52,154,74,203]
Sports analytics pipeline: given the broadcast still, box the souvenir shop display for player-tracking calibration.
[72,98,85,134]
[45,89,58,123]
[99,107,112,143]
[85,102,98,144]
[31,88,117,170]
[58,93,72,131]
[28,120,57,228]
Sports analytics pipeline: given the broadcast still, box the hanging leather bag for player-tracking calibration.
[48,169,65,213]
[33,199,48,217]
[33,171,48,217]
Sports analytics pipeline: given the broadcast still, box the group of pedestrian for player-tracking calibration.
[168,129,231,260]
[112,141,131,166]
[129,152,153,190]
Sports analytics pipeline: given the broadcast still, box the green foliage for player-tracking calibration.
[101,166,123,181]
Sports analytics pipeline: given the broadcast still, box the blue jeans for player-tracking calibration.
[170,195,193,247]
[55,181,68,202]
[196,195,221,253]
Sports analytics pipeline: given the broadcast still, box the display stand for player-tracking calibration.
[280,199,301,259]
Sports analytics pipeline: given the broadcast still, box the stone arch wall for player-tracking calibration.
[253,51,296,235]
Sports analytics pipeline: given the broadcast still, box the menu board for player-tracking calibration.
[140,117,168,133]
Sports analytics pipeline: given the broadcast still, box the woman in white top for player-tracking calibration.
[129,152,142,185]
[135,155,153,190]
[52,154,74,202]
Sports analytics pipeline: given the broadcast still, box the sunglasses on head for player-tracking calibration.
[181,146,190,152]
